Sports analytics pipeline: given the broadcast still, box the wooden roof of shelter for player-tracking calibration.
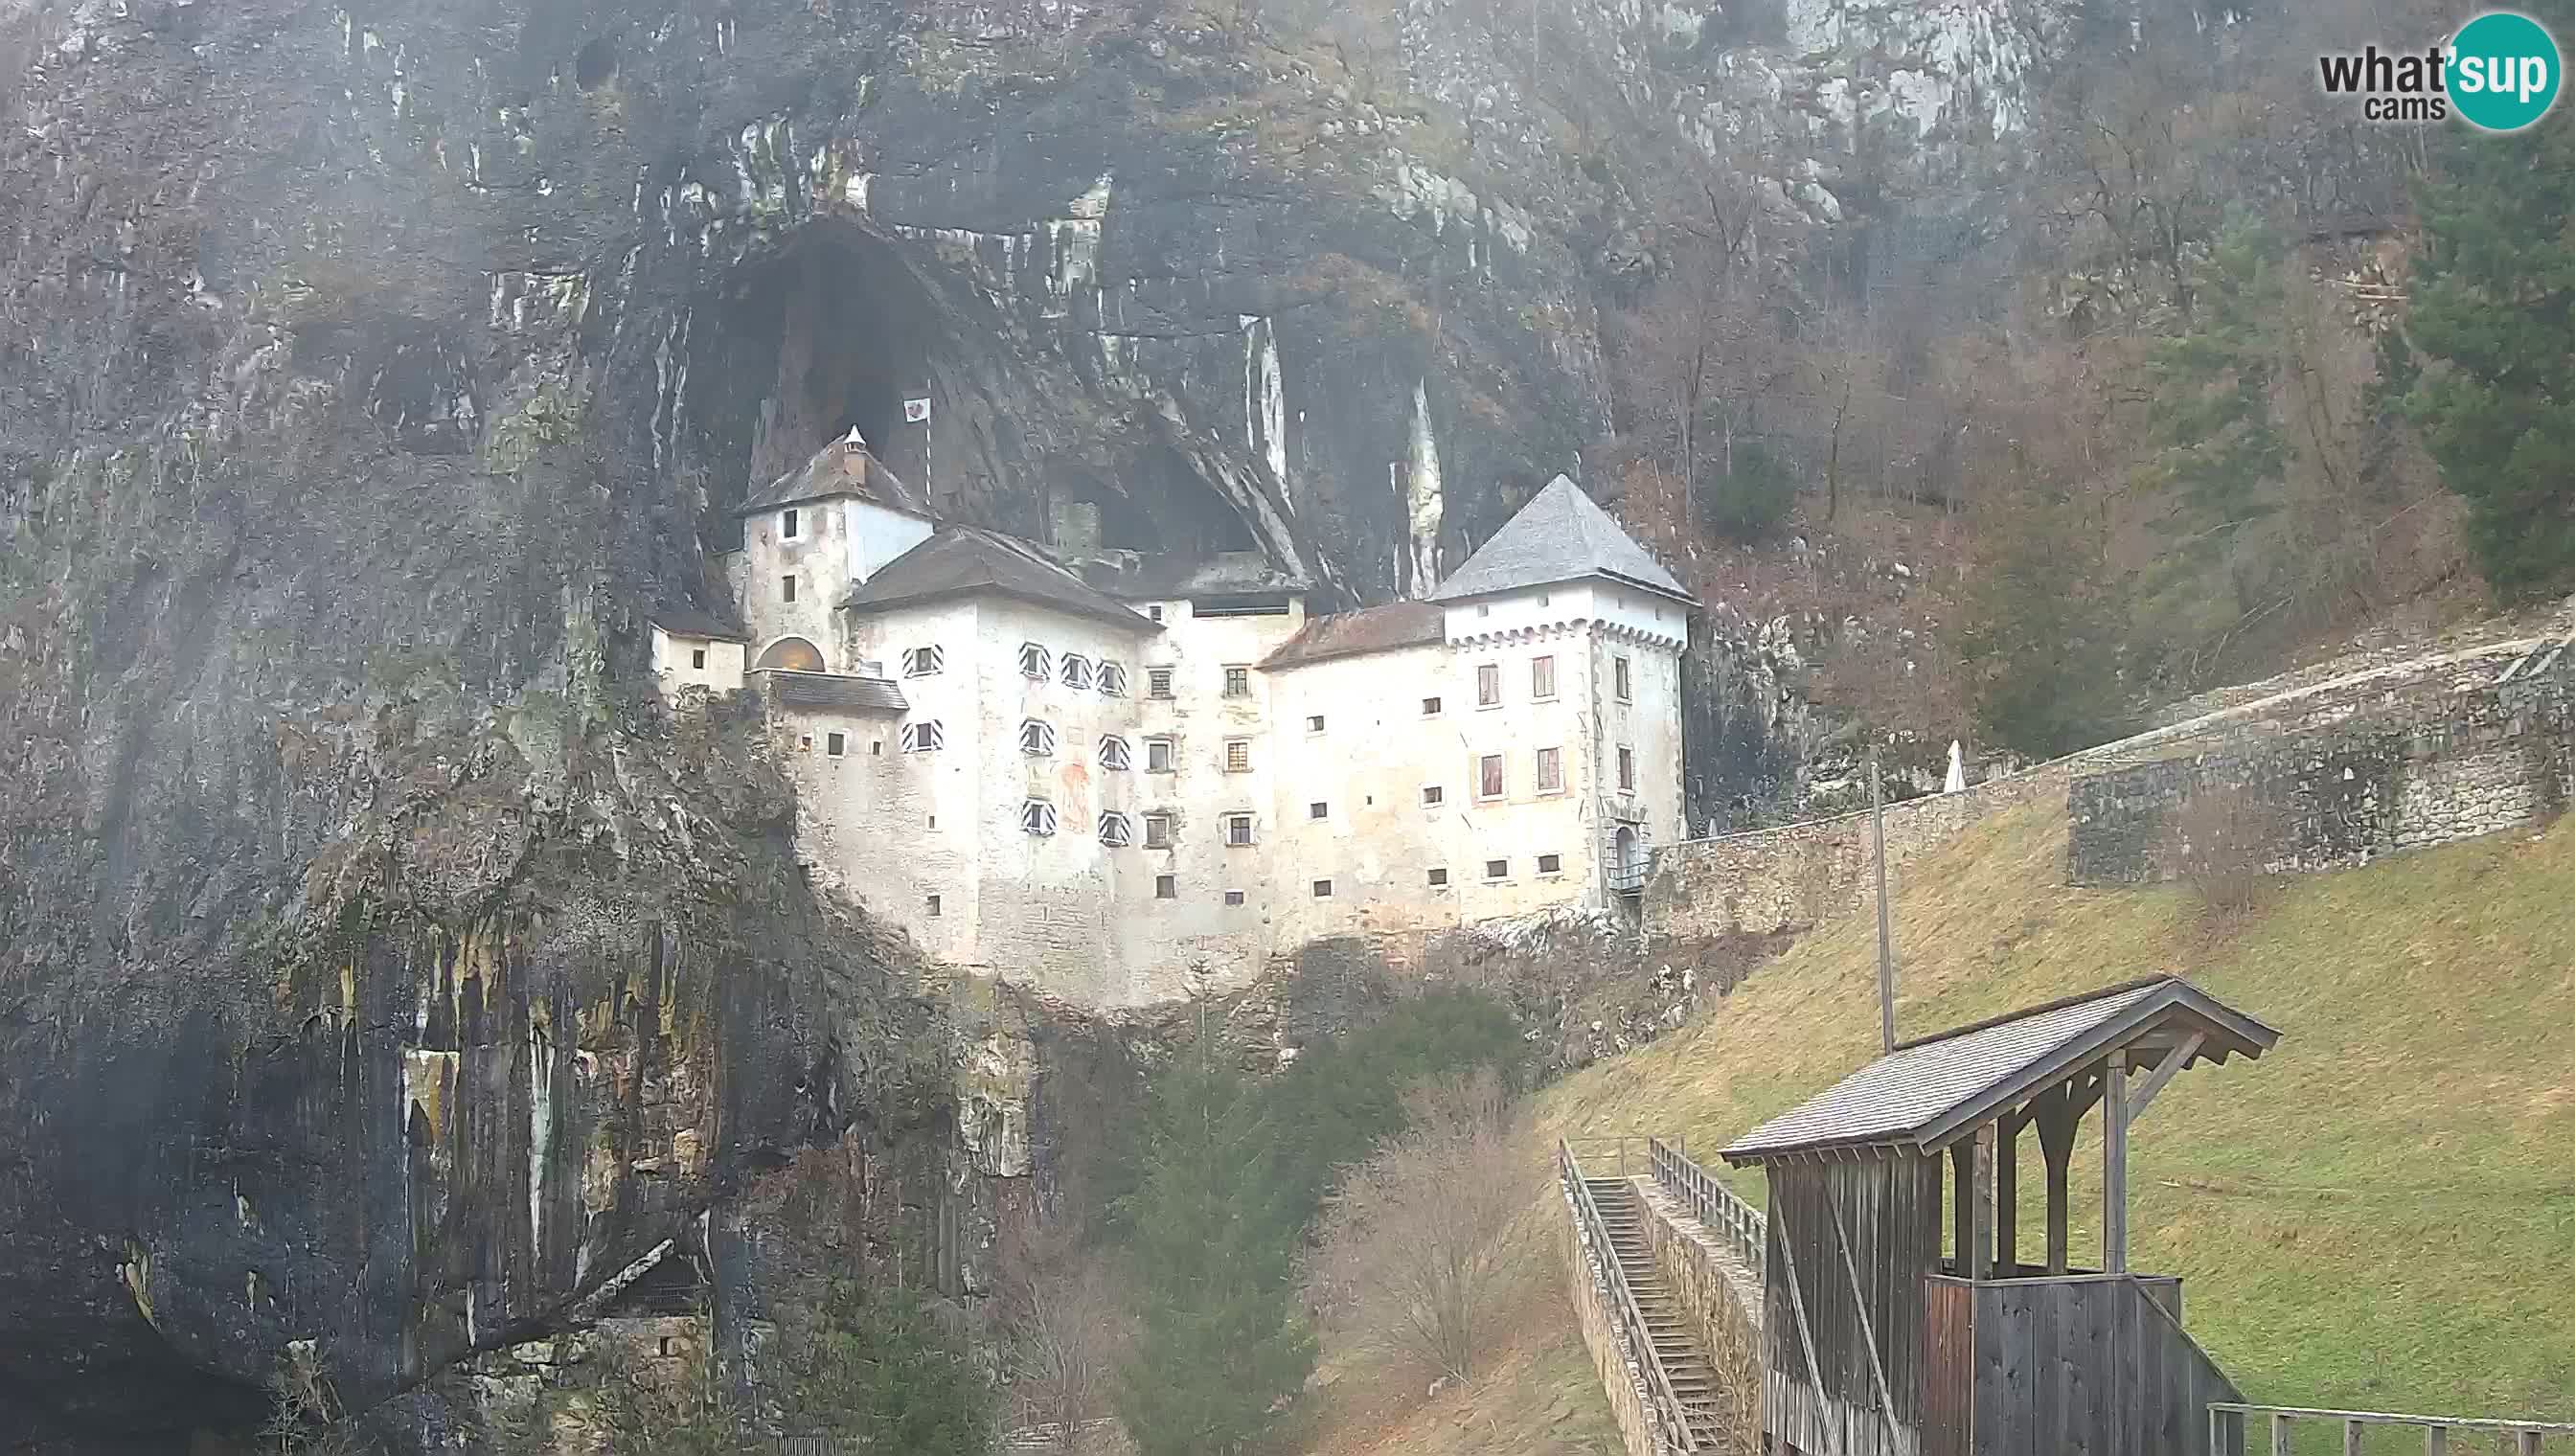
[1719,976,2278,1166]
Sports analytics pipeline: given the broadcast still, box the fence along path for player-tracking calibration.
[1645,1135,1766,1332]
[2209,1404,2575,1455]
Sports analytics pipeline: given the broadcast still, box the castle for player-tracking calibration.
[651,433,1696,1006]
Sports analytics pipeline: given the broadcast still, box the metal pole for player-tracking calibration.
[1873,747,1896,1053]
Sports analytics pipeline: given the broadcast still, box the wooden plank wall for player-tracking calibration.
[1962,1275,2241,1456]
[1763,1155,1944,1456]
[1919,1279,1974,1456]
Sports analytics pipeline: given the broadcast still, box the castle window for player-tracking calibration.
[1098,811,1133,848]
[1618,746,1635,791]
[1149,604,1166,623]
[1476,663,1500,707]
[1485,858,1509,880]
[1222,666,1250,698]
[1155,874,1177,899]
[901,646,945,677]
[1145,813,1173,849]
[1224,813,1255,847]
[691,648,707,670]
[826,732,846,757]
[1427,867,1449,887]
[1018,642,1052,679]
[1532,654,1556,700]
[1538,853,1562,875]
[1537,746,1562,793]
[925,894,942,918]
[1614,655,1632,701]
[1224,739,1251,773]
[1021,799,1058,836]
[1307,715,1325,734]
[900,720,945,753]
[872,740,881,755]
[1224,889,1246,906]
[1020,718,1058,757]
[782,575,797,603]
[1310,802,1328,820]
[1099,735,1132,770]
[1146,737,1176,773]
[798,735,812,751]
[1312,879,1333,899]
[1148,667,1174,698]
[1421,785,1445,807]
[1422,695,1442,716]
[1098,661,1128,696]
[782,508,800,539]
[1060,653,1094,691]
[1477,754,1505,800]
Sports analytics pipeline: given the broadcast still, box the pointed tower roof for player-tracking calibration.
[1428,475,1698,606]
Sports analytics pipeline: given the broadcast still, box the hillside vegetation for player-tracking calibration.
[1538,801,2575,1422]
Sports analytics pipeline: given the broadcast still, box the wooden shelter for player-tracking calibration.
[1719,976,2281,1456]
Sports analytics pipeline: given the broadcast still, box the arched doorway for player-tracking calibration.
[1613,825,1639,876]
[756,636,826,672]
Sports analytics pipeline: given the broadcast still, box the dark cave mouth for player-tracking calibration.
[704,227,1267,560]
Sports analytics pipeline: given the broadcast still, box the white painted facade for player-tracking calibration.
[649,625,746,695]
[676,463,1692,1008]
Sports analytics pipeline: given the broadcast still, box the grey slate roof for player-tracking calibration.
[1429,474,1698,606]
[649,603,749,642]
[1259,600,1445,671]
[737,431,932,516]
[1719,977,2280,1165]
[1071,549,1311,602]
[844,528,1158,634]
[760,670,909,714]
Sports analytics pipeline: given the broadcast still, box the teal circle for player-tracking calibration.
[2450,11,2562,131]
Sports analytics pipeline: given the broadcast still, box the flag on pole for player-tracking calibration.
[903,398,931,423]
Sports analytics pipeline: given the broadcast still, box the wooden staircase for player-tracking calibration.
[1586,1175,1732,1449]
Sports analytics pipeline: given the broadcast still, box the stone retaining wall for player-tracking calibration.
[1562,1185,1676,1456]
[2068,655,2573,884]
[1643,761,2076,940]
[1633,1177,1764,1361]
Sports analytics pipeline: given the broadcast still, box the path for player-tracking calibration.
[1587,1174,1739,1448]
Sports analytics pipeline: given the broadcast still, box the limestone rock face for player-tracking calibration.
[0,0,2256,1445]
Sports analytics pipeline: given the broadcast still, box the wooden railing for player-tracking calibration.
[2209,1404,2575,1455]
[1560,1139,1700,1453]
[1647,1135,1766,1275]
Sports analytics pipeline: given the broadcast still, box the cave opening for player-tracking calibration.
[700,228,947,513]
[692,225,1280,566]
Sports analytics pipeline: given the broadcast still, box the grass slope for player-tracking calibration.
[1298,1269,1626,1456]
[1538,802,2575,1422]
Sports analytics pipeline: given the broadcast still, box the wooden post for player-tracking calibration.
[2104,1058,2131,1275]
[2270,1412,2292,1456]
[2035,1083,2076,1275]
[2345,1421,2365,1456]
[2427,1427,2449,1456]
[1872,748,1896,1053]
[1953,1136,1989,1279]
[1994,1114,2018,1277]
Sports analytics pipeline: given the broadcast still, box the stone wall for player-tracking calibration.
[1643,761,2077,940]
[2068,654,2573,884]
[1633,1178,1763,1356]
[1561,1183,1677,1456]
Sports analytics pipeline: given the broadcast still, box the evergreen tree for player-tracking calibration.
[1113,1037,1316,1456]
[2133,214,2291,663]
[778,1281,992,1455]
[1954,480,2132,760]
[2405,28,2575,601]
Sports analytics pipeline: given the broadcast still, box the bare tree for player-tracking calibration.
[1310,1071,1538,1382]
[1005,1261,1131,1449]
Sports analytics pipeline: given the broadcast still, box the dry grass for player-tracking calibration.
[1538,799,2575,1423]
[1298,1260,1625,1456]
